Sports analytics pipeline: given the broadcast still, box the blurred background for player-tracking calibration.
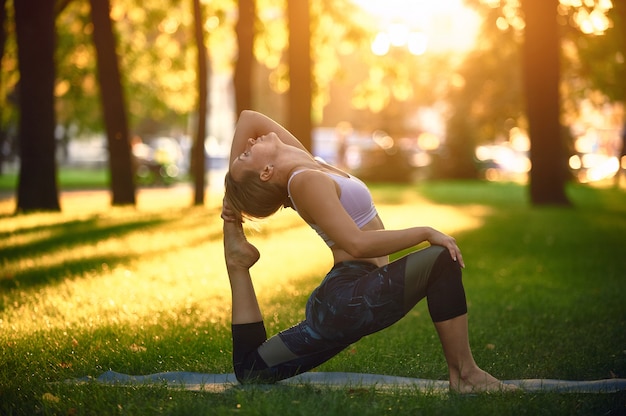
[1,0,624,209]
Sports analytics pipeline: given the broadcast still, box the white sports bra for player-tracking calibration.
[287,169,378,247]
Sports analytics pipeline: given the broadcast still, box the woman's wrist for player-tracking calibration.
[422,226,435,244]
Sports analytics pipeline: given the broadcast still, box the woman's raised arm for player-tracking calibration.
[229,110,309,165]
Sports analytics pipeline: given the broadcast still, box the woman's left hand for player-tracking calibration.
[221,198,240,223]
[427,228,465,268]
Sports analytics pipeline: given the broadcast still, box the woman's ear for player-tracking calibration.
[260,164,274,182]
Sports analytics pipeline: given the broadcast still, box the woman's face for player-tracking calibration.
[230,133,278,182]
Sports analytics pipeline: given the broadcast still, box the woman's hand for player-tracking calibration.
[427,227,465,268]
[221,198,240,223]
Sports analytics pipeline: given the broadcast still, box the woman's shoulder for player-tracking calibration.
[288,168,342,222]
[288,168,339,195]
[289,168,333,184]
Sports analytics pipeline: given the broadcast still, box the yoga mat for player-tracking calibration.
[75,371,626,394]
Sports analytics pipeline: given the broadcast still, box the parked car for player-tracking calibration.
[133,137,184,186]
[313,128,419,183]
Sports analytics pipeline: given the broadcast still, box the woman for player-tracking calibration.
[221,110,513,393]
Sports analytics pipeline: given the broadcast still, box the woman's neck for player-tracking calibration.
[274,147,318,185]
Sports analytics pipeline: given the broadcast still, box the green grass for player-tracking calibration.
[0,167,110,191]
[1,180,625,415]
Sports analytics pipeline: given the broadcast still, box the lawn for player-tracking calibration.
[0,167,110,191]
[1,180,625,415]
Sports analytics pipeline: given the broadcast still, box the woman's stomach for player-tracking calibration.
[330,214,388,267]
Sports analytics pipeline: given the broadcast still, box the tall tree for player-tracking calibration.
[89,0,135,206]
[14,0,60,212]
[521,0,570,205]
[0,0,9,175]
[287,0,312,150]
[234,0,255,115]
[192,0,207,205]
[442,6,523,179]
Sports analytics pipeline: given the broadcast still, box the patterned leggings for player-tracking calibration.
[231,245,467,383]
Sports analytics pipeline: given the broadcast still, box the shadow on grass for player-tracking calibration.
[1,216,164,259]
[0,209,226,293]
[0,252,136,294]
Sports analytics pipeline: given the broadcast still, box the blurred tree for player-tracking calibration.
[192,0,207,206]
[234,0,255,115]
[89,0,135,206]
[253,0,371,126]
[561,1,626,106]
[287,0,312,151]
[53,0,210,137]
[460,0,617,202]
[109,1,199,134]
[0,0,9,175]
[14,0,60,212]
[438,6,523,179]
[55,1,102,137]
[614,1,626,106]
[522,0,570,205]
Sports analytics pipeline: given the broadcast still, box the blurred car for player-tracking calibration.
[474,143,531,182]
[133,137,184,186]
[204,135,230,171]
[313,128,420,183]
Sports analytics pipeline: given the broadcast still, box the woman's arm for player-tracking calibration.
[289,171,464,266]
[229,110,309,165]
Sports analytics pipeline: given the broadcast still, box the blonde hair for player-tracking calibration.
[224,170,290,221]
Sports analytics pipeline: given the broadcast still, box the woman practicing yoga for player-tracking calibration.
[221,110,514,393]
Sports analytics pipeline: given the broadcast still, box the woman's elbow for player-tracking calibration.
[238,109,254,122]
[340,239,369,258]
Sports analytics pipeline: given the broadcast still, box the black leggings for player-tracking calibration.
[231,245,467,383]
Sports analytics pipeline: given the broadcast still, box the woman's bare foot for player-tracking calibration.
[450,368,518,394]
[223,221,260,270]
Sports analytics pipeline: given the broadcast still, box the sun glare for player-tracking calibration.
[352,0,481,55]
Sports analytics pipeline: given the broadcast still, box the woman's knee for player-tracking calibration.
[402,245,450,311]
[426,248,467,322]
[433,247,462,275]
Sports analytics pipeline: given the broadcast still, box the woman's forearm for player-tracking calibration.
[342,226,435,259]
[230,111,308,164]
[352,226,463,267]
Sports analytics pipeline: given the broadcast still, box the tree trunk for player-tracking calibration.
[521,0,570,205]
[14,0,60,212]
[0,0,8,175]
[90,0,135,206]
[192,0,207,205]
[287,0,312,151]
[440,111,479,179]
[234,0,255,115]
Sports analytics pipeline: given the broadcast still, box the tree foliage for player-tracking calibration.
[451,0,620,198]
[45,0,234,138]
[440,6,524,179]
[0,0,18,173]
[561,0,626,105]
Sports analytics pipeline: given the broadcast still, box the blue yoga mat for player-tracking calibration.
[75,370,626,394]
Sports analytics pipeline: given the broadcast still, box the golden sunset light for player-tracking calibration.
[351,0,482,55]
